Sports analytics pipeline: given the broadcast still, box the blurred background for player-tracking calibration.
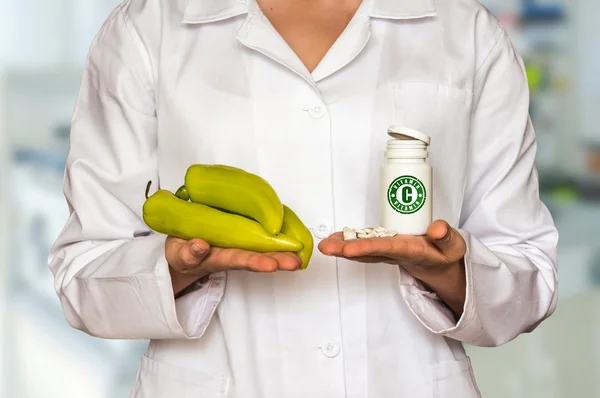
[0,0,598,396]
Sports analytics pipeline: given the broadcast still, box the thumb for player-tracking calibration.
[170,238,210,272]
[426,220,466,261]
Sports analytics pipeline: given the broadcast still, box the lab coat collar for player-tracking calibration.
[182,0,437,24]
[370,0,437,19]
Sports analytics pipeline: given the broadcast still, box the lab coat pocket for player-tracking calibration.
[130,354,229,398]
[392,81,473,227]
[432,357,481,398]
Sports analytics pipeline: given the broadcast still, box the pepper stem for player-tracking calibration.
[145,181,152,199]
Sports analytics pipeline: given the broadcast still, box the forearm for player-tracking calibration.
[405,260,467,318]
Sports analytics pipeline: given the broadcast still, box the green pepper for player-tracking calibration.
[183,164,284,236]
[281,205,314,270]
[143,182,302,253]
[174,185,190,201]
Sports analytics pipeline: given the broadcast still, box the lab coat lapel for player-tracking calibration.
[310,1,373,82]
[235,1,317,89]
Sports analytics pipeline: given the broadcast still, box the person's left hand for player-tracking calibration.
[318,220,466,274]
[318,219,467,316]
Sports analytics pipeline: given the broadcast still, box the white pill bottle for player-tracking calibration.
[380,126,432,236]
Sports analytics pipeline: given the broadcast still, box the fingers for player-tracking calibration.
[200,248,301,273]
[339,255,397,264]
[203,248,275,272]
[166,237,282,273]
[319,234,446,266]
[166,236,302,274]
[317,237,345,256]
[426,220,466,262]
[342,236,400,258]
[320,235,421,261]
[166,237,210,275]
[265,252,303,271]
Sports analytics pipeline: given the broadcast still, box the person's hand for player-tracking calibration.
[318,220,467,315]
[317,220,465,271]
[166,236,302,295]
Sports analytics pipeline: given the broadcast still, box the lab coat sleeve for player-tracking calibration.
[399,28,559,347]
[48,3,225,340]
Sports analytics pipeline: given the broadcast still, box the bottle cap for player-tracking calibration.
[387,126,431,146]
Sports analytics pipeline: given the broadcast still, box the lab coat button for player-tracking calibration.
[313,223,332,239]
[308,105,326,119]
[320,343,341,358]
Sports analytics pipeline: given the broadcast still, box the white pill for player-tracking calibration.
[343,227,357,241]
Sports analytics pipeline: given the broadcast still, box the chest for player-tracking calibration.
[155,13,476,230]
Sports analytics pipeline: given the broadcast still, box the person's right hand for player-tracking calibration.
[165,236,302,295]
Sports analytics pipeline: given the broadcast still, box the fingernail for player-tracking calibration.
[191,243,206,255]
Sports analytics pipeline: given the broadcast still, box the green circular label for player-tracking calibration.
[387,175,427,214]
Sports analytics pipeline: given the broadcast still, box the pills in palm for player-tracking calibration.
[342,227,397,241]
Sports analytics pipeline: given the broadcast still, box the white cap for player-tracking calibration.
[387,126,431,146]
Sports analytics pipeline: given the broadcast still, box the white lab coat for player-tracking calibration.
[49,0,559,396]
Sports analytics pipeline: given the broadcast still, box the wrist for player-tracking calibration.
[169,265,209,296]
[407,258,464,281]
[404,259,466,317]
